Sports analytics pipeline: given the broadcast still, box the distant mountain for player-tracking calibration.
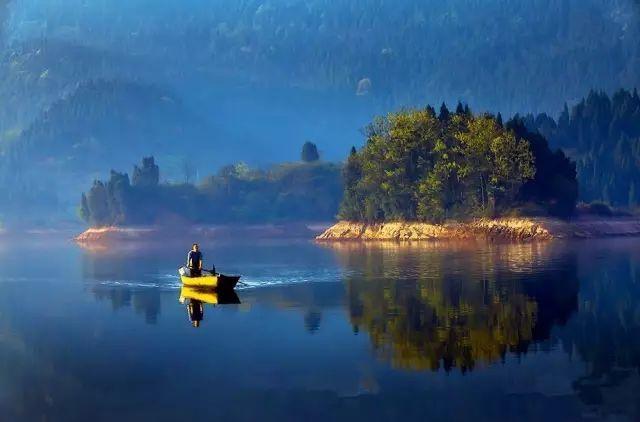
[0,39,162,136]
[4,79,205,172]
[0,79,212,221]
[7,0,640,115]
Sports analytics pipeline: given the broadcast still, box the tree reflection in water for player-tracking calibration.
[557,241,640,412]
[331,241,579,372]
[81,247,162,324]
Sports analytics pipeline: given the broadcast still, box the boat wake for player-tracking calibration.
[89,268,352,291]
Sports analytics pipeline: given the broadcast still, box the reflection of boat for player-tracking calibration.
[179,286,241,305]
[179,272,240,290]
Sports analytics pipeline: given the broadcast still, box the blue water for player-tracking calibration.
[0,237,639,421]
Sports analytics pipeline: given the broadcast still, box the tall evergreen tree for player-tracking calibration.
[438,103,450,122]
[301,142,320,162]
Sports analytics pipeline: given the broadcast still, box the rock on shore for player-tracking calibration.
[316,217,640,242]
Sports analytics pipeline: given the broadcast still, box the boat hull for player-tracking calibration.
[180,273,240,290]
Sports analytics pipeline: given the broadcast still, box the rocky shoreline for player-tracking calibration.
[315,217,640,242]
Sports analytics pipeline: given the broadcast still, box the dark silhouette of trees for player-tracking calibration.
[527,89,640,207]
[132,157,160,188]
[507,118,578,217]
[301,142,320,163]
[80,156,342,226]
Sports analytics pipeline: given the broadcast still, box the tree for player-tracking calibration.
[438,103,450,121]
[338,146,364,220]
[86,181,110,226]
[301,142,320,162]
[132,156,159,188]
[181,158,196,184]
[106,170,131,225]
[79,193,90,223]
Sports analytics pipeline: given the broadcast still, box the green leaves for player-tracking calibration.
[340,107,539,222]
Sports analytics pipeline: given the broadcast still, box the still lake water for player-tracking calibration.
[1,237,639,421]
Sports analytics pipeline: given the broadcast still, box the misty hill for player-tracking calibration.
[0,79,211,222]
[4,79,206,173]
[0,40,145,136]
[525,89,640,208]
[8,0,640,116]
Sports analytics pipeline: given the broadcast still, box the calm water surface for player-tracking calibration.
[1,237,639,421]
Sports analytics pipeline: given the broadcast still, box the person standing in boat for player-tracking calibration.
[187,243,203,277]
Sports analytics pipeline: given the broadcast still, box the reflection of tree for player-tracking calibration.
[304,310,322,334]
[91,286,161,325]
[82,250,162,324]
[335,242,578,372]
[556,243,640,413]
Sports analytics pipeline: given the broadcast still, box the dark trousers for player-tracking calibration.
[190,268,202,277]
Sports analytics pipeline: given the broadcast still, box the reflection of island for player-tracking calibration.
[82,250,163,324]
[333,242,579,372]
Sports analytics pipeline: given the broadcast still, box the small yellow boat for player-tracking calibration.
[179,272,241,290]
[179,286,240,305]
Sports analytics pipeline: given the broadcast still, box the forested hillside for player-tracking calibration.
[4,79,204,171]
[0,79,211,223]
[526,89,640,207]
[7,0,639,116]
[0,41,144,136]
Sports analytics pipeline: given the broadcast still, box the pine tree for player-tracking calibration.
[80,193,90,223]
[438,103,450,121]
[301,142,320,162]
[132,157,159,188]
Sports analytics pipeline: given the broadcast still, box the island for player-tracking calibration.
[318,105,640,242]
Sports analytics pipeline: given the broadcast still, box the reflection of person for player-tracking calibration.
[187,243,203,277]
[187,299,204,328]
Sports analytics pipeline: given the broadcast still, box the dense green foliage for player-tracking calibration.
[526,89,640,207]
[80,157,342,226]
[339,106,577,222]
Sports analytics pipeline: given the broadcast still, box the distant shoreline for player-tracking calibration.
[74,223,333,244]
[315,217,640,242]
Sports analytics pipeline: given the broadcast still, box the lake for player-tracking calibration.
[0,237,639,421]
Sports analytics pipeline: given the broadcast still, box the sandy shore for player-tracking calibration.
[315,217,640,242]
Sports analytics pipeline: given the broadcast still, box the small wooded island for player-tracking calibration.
[317,105,640,241]
[76,98,640,243]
